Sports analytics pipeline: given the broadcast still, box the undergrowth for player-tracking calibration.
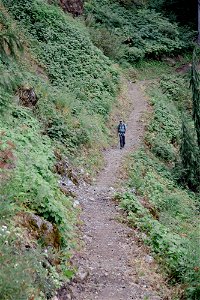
[84,0,194,64]
[0,93,76,298]
[3,0,119,117]
[2,0,121,168]
[0,1,120,298]
[0,0,197,298]
[117,75,200,299]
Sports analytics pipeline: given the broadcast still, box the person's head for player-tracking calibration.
[119,120,123,124]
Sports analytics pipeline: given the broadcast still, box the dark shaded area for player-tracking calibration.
[159,0,197,28]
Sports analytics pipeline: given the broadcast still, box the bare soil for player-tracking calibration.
[70,80,171,300]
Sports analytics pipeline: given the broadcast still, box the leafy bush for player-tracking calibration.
[0,106,75,244]
[0,95,76,296]
[123,47,145,63]
[2,0,120,158]
[160,74,192,109]
[3,0,119,117]
[84,0,194,63]
[146,83,181,164]
[117,191,190,278]
[119,192,147,216]
[89,27,124,60]
[151,134,175,161]
[118,151,200,295]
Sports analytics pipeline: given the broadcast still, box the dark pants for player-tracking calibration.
[119,133,125,149]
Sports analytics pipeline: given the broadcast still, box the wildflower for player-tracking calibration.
[1,225,8,232]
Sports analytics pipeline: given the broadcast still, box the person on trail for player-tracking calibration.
[117,120,127,149]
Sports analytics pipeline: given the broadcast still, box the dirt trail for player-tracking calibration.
[70,81,169,300]
[97,81,148,189]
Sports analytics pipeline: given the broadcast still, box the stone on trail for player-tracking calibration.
[73,200,80,208]
[76,266,89,282]
[145,255,154,264]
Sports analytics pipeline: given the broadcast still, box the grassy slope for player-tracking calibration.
[2,0,120,167]
[0,1,119,298]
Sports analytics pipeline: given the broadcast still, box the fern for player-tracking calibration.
[0,31,22,61]
[0,10,23,62]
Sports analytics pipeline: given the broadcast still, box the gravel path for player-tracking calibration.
[70,81,170,300]
[97,81,148,188]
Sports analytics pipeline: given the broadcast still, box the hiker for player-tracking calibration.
[117,120,127,149]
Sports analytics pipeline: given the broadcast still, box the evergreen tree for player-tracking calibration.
[179,118,200,191]
[177,49,200,191]
[198,0,200,44]
[190,48,200,150]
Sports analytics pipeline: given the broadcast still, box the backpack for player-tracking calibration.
[118,123,126,133]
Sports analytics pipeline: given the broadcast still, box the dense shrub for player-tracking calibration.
[118,149,200,298]
[0,92,76,296]
[160,74,192,109]
[3,0,119,118]
[89,27,124,60]
[84,0,194,63]
[146,84,181,163]
[151,135,175,161]
[149,0,197,28]
[1,0,120,161]
[0,107,75,240]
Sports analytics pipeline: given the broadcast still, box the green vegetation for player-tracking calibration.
[190,50,200,149]
[117,75,200,299]
[3,0,119,116]
[0,0,119,298]
[173,50,200,192]
[84,0,194,64]
[0,76,76,298]
[0,0,198,298]
[148,0,197,27]
[0,8,23,63]
[2,0,120,167]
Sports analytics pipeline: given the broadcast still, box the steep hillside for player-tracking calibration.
[0,0,198,299]
[0,1,119,298]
